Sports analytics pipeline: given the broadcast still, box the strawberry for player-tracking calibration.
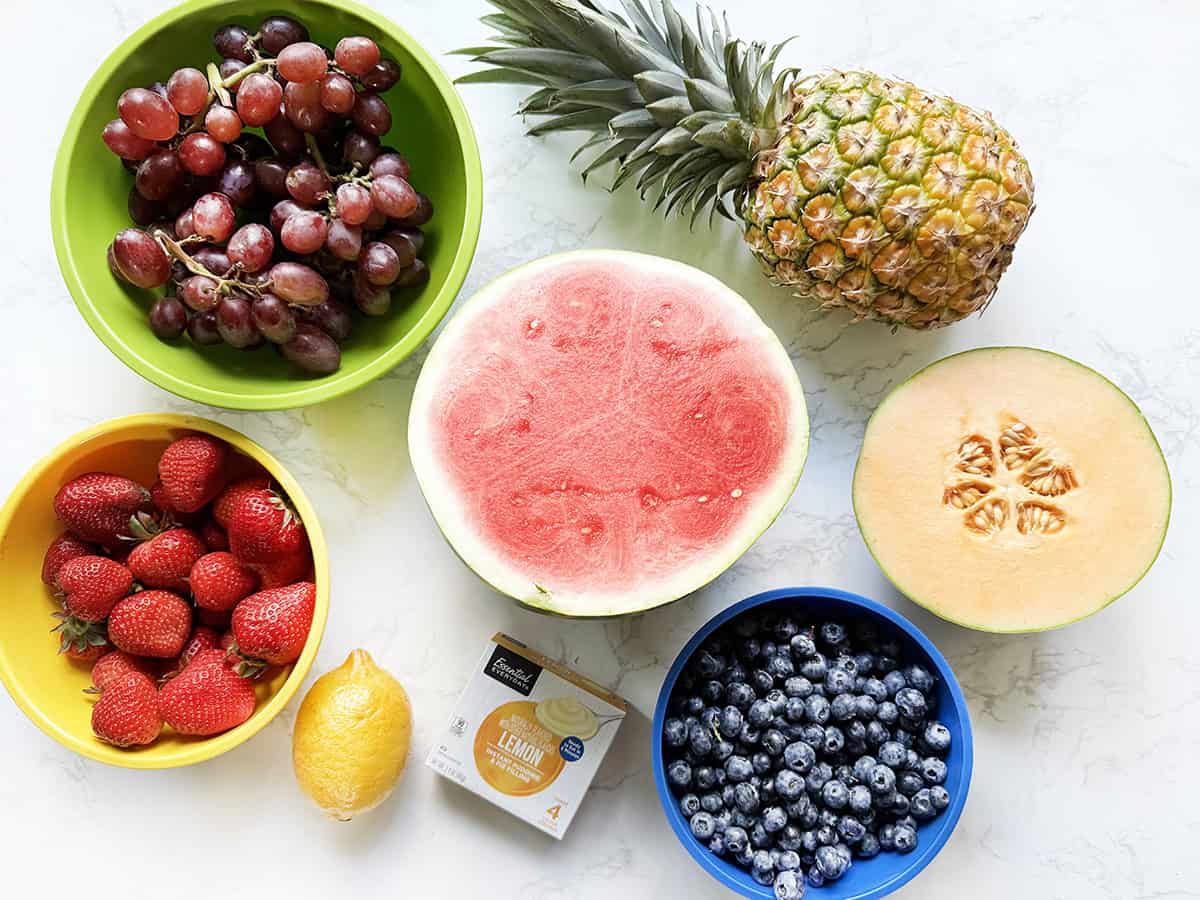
[55,555,133,621]
[53,473,152,547]
[59,628,108,662]
[158,434,229,513]
[196,607,232,629]
[212,475,273,529]
[90,650,154,691]
[158,649,256,736]
[91,672,161,747]
[163,626,221,677]
[200,517,229,551]
[218,630,236,650]
[252,552,312,589]
[230,581,316,668]
[107,590,192,658]
[190,552,259,612]
[41,532,97,585]
[127,528,206,593]
[149,480,203,527]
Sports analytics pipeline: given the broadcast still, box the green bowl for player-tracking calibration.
[51,0,482,410]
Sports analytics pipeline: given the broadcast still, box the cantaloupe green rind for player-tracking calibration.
[852,347,1171,634]
[408,250,809,618]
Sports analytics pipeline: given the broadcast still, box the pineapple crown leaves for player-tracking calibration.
[456,0,798,224]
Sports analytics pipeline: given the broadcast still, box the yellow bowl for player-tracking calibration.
[0,413,329,768]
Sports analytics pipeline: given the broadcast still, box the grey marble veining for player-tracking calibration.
[0,0,1196,896]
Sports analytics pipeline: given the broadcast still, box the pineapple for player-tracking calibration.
[458,0,1034,329]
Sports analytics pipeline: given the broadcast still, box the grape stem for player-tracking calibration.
[152,229,265,298]
[305,134,373,190]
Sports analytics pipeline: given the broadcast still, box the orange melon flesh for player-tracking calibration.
[853,348,1170,632]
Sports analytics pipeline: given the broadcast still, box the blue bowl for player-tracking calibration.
[652,587,974,899]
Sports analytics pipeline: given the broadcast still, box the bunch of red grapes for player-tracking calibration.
[103,15,432,375]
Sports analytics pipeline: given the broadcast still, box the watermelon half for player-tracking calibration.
[408,251,809,617]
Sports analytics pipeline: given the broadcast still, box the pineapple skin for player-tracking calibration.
[743,71,1034,329]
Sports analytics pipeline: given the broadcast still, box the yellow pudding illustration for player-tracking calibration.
[473,701,566,796]
[535,696,599,740]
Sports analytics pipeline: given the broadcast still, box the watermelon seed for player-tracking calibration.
[731,488,743,498]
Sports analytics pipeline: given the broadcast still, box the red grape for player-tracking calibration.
[205,105,243,143]
[167,68,209,116]
[219,58,248,86]
[188,310,222,345]
[214,24,254,62]
[296,300,353,342]
[350,93,391,136]
[251,294,296,344]
[127,188,164,227]
[396,193,434,227]
[192,192,236,243]
[283,81,328,133]
[360,241,401,286]
[285,160,329,205]
[342,131,379,168]
[175,208,196,239]
[236,73,284,126]
[363,207,388,230]
[379,229,418,267]
[150,295,188,339]
[103,119,157,160]
[260,16,309,55]
[277,42,328,83]
[394,258,430,289]
[216,160,256,207]
[325,219,362,261]
[254,158,290,197]
[234,133,274,159]
[227,223,275,272]
[369,152,410,181]
[335,37,381,77]
[334,182,371,225]
[111,228,172,288]
[352,272,392,316]
[361,59,402,93]
[135,150,184,201]
[318,73,356,114]
[216,295,260,348]
[179,133,226,176]
[119,88,180,141]
[181,275,220,311]
[270,198,307,233]
[282,324,341,374]
[193,247,232,276]
[264,110,305,158]
[281,210,328,254]
[269,262,329,305]
[370,174,417,218]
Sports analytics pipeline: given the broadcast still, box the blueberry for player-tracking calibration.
[889,792,911,816]
[904,664,935,694]
[878,824,898,851]
[882,671,907,697]
[852,755,877,783]
[821,779,849,810]
[712,739,734,762]
[879,741,907,768]
[862,677,889,702]
[929,785,951,811]
[814,844,849,880]
[899,714,927,734]
[733,782,761,814]
[790,632,817,658]
[897,771,924,796]
[778,824,804,851]
[796,804,820,829]
[910,788,936,821]
[784,696,807,723]
[800,829,819,853]
[805,762,833,793]
[683,695,706,715]
[832,654,858,677]
[701,791,725,813]
[923,722,952,755]
[848,784,873,814]
[800,654,828,681]
[775,769,805,800]
[738,638,761,661]
[762,729,787,756]
[815,825,838,847]
[818,808,838,828]
[766,689,787,714]
[773,870,804,900]
[777,849,801,872]
[664,717,687,748]
[922,757,948,785]
[818,622,847,647]
[695,650,725,679]
[700,707,721,731]
[752,669,774,694]
[732,811,755,829]
[834,763,856,786]
[838,815,866,844]
[830,693,857,722]
[751,847,774,874]
[877,701,900,725]
[825,668,854,695]
[726,682,755,709]
[763,806,787,833]
[845,720,867,744]
[735,846,755,867]
[767,654,795,679]
[772,617,799,641]
[667,760,692,789]
[822,726,845,755]
[784,675,814,699]
[877,655,899,674]
[800,724,826,748]
[854,652,876,674]
[785,793,810,817]
[725,825,749,855]
[896,814,918,833]
[753,869,775,887]
[893,824,918,854]
[738,723,761,745]
[750,822,771,849]
[722,783,737,805]
[806,869,826,888]
[804,695,830,724]
[725,755,753,782]
[869,764,896,795]
[708,832,727,855]
[688,721,715,757]
[690,811,716,840]
[854,695,879,720]
[762,641,778,659]
[701,679,724,704]
[748,700,774,728]
[893,729,915,750]
[855,833,881,859]
[752,752,773,775]
[895,687,927,720]
[695,766,719,790]
[865,721,890,747]
[725,663,747,685]
[679,793,701,816]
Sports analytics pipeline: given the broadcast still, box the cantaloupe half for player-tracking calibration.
[409,251,808,617]
[853,348,1170,632]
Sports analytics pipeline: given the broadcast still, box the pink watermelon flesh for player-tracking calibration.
[413,253,806,613]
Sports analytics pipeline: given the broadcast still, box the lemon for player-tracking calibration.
[292,649,412,821]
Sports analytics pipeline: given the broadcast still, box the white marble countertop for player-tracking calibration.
[2,0,1196,896]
